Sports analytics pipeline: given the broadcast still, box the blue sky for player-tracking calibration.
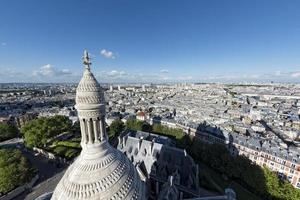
[0,0,300,83]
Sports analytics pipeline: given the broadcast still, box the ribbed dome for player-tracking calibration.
[75,68,104,110]
[77,69,101,94]
[51,142,144,200]
[51,50,145,200]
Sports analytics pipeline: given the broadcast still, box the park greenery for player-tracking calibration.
[124,119,300,200]
[18,115,300,199]
[189,138,300,200]
[0,149,35,195]
[109,119,183,141]
[51,140,81,159]
[108,119,125,139]
[125,119,152,132]
[21,115,73,148]
[0,123,18,142]
[21,115,81,159]
[125,119,187,147]
[152,124,183,139]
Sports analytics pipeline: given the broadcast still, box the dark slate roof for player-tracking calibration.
[230,132,300,164]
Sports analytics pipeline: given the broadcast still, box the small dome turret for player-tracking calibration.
[51,50,145,200]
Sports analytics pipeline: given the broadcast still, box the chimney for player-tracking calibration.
[123,136,126,147]
[118,136,123,148]
[151,139,155,153]
[138,136,143,150]
[169,175,174,186]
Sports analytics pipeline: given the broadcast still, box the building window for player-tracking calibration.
[283,161,286,165]
[291,164,296,169]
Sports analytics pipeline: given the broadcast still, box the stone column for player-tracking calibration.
[93,120,99,143]
[87,119,94,143]
[99,119,104,141]
[80,119,86,144]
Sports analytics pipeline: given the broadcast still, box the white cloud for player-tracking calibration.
[94,69,298,83]
[33,64,72,77]
[107,70,127,77]
[177,76,193,80]
[160,69,169,73]
[100,49,116,59]
[94,69,192,83]
[275,70,281,76]
[95,70,127,80]
[268,70,300,79]
[290,71,300,78]
[0,68,32,82]
[0,68,23,77]
[95,68,174,82]
[1,64,300,83]
[195,70,300,83]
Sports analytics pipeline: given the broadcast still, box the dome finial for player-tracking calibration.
[83,50,91,70]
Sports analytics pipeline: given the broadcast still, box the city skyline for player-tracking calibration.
[1,0,300,83]
[1,1,300,198]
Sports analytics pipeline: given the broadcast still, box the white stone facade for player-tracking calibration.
[51,51,144,200]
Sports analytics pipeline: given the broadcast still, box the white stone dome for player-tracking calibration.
[51,50,145,200]
[51,142,144,200]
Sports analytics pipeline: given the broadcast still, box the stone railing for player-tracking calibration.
[33,147,67,164]
[33,147,56,159]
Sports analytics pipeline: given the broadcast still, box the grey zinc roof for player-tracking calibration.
[231,132,300,164]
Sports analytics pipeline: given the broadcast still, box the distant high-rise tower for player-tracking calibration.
[51,50,144,200]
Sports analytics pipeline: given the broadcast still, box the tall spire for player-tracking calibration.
[83,49,91,70]
[76,50,106,146]
[51,50,145,200]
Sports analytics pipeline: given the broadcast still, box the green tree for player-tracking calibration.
[0,149,34,194]
[21,115,72,148]
[153,124,184,139]
[108,119,125,139]
[125,119,144,131]
[0,123,18,142]
[141,122,152,132]
[188,137,300,200]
